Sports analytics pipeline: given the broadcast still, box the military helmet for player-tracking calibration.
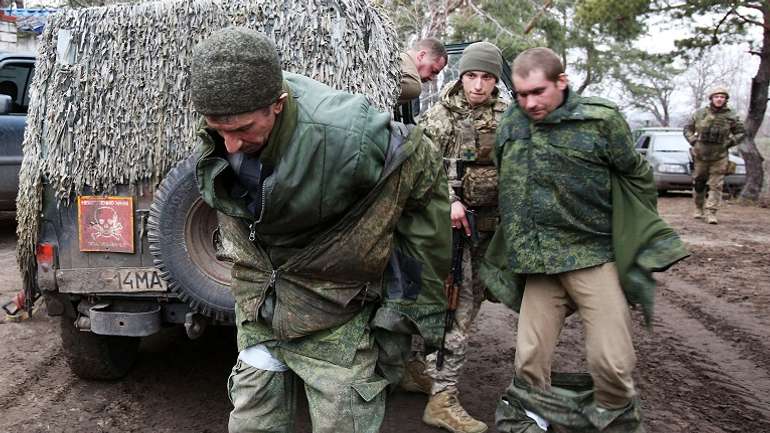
[708,86,729,100]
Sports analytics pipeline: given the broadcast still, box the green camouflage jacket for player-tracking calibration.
[492,88,644,274]
[684,105,746,162]
[481,89,688,325]
[196,73,450,367]
[419,81,509,208]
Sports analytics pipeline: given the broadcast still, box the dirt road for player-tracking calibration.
[1,196,768,433]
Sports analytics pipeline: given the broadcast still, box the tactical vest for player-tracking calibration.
[694,109,733,161]
[217,124,423,341]
[449,109,503,231]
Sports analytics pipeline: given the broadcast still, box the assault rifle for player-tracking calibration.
[436,210,478,370]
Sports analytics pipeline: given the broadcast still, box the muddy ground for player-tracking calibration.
[1,195,769,433]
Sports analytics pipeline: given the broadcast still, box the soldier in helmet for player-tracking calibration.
[404,41,509,433]
[684,86,746,224]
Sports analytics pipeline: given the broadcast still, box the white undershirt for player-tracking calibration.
[238,344,288,372]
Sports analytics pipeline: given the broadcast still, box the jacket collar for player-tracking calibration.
[259,81,298,166]
[440,79,500,116]
[535,87,579,124]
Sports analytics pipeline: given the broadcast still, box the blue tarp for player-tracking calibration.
[1,8,57,35]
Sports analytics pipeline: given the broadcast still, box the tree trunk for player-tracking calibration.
[576,46,594,95]
[739,3,770,201]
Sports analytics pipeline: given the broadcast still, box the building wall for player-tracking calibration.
[0,19,38,53]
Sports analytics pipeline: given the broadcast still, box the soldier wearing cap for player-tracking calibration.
[402,41,509,433]
[191,26,452,433]
[684,86,746,224]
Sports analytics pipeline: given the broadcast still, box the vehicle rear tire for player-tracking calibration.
[147,155,235,322]
[59,317,140,380]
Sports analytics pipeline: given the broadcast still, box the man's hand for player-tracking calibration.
[451,201,471,236]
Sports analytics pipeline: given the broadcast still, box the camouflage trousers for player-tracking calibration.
[496,374,644,433]
[227,332,388,433]
[424,232,491,394]
[692,157,728,213]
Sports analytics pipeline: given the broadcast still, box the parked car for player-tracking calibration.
[633,128,746,194]
[0,51,35,211]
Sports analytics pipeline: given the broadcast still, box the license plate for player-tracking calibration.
[57,267,168,294]
[116,268,168,292]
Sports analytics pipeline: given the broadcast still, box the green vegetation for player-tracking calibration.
[378,0,767,201]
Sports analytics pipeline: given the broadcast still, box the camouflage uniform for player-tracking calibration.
[491,89,647,432]
[683,104,745,220]
[419,82,509,392]
[197,73,451,433]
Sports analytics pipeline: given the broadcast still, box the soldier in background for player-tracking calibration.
[398,38,448,103]
[684,86,746,224]
[406,41,509,433]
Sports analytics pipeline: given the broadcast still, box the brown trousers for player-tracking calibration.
[514,262,637,409]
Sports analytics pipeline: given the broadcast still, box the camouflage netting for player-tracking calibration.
[16,0,401,291]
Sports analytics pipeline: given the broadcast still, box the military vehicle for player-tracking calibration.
[17,0,400,379]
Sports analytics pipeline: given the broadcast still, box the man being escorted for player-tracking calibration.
[483,48,687,432]
[411,41,509,433]
[191,27,450,433]
[684,86,746,224]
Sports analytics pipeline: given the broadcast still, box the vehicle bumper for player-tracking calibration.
[725,174,746,188]
[654,173,692,191]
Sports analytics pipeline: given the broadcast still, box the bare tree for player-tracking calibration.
[683,46,744,111]
[612,50,681,126]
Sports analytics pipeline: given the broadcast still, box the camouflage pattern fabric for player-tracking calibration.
[198,72,450,381]
[684,104,744,217]
[485,89,668,433]
[425,232,491,393]
[419,81,508,392]
[227,330,388,433]
[684,105,746,162]
[496,374,644,433]
[419,81,509,204]
[494,89,644,275]
[205,122,449,365]
[693,157,729,212]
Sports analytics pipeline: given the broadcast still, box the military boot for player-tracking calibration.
[706,211,718,224]
[692,208,704,220]
[423,389,488,433]
[693,192,705,220]
[400,358,432,394]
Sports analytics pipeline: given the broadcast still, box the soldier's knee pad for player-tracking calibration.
[693,177,708,193]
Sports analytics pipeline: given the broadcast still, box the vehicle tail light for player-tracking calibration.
[36,243,55,267]
[36,242,58,293]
